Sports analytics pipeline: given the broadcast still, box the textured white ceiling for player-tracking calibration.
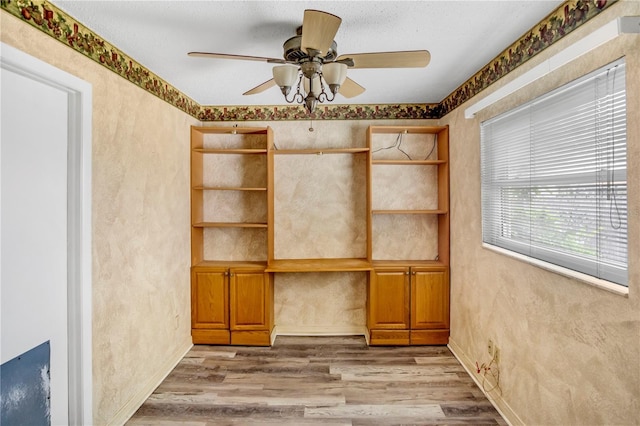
[54,0,563,106]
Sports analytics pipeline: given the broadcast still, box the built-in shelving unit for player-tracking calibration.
[367,125,450,345]
[190,126,274,346]
[190,125,449,347]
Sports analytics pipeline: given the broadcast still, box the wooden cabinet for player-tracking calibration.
[410,267,449,345]
[230,267,274,345]
[190,126,274,346]
[191,266,229,344]
[368,267,410,345]
[191,264,273,345]
[411,268,449,330]
[368,265,449,345]
[367,126,450,345]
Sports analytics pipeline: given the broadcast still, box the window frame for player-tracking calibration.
[480,58,628,293]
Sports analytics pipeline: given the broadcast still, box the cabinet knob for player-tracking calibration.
[224,271,229,276]
[230,273,234,277]
[405,271,409,275]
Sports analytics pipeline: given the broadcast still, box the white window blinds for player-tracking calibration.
[481,59,627,286]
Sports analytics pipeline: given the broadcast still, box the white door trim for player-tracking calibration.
[0,42,93,425]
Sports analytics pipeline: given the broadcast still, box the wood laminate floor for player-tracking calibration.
[128,336,506,425]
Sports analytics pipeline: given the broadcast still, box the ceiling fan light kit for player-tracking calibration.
[273,60,347,113]
[322,62,348,92]
[272,64,299,96]
[189,9,430,114]
[302,74,322,97]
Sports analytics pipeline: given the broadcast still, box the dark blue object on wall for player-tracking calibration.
[0,341,51,426]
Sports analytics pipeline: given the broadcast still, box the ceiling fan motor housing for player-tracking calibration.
[283,35,337,64]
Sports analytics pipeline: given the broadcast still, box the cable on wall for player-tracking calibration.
[475,354,501,396]
[371,131,437,160]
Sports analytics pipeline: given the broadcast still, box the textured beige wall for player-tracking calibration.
[274,153,368,259]
[1,12,195,425]
[442,3,640,425]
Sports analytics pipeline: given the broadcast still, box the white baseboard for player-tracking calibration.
[107,339,193,426]
[272,325,368,338]
[448,338,524,426]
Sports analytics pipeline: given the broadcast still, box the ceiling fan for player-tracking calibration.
[188,9,430,113]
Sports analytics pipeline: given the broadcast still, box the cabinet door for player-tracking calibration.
[411,268,449,330]
[191,268,229,329]
[230,269,270,330]
[369,268,410,329]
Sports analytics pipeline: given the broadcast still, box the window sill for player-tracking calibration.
[482,243,629,297]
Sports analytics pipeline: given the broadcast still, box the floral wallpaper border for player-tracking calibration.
[197,103,442,121]
[1,0,614,121]
[439,0,615,116]
[1,0,202,117]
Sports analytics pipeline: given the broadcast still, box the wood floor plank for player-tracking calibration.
[343,388,482,405]
[304,403,446,419]
[127,336,506,425]
[330,364,463,375]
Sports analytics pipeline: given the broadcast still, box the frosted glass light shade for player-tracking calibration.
[272,64,299,87]
[323,62,348,85]
[303,75,322,96]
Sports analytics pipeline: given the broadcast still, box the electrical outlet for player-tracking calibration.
[494,347,500,363]
[487,339,494,357]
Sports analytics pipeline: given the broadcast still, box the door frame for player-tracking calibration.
[0,42,93,425]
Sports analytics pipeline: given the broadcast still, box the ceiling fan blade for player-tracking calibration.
[243,79,277,96]
[301,9,342,55]
[339,77,366,98]
[188,52,286,64]
[337,50,431,69]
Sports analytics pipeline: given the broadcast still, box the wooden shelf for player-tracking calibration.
[365,125,448,134]
[273,148,369,155]
[193,260,267,269]
[371,260,446,268]
[266,258,372,272]
[372,160,446,165]
[192,186,267,191]
[193,148,267,154]
[193,222,268,228]
[372,209,448,215]
[192,127,270,135]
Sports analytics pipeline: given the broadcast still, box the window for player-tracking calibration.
[481,59,627,286]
